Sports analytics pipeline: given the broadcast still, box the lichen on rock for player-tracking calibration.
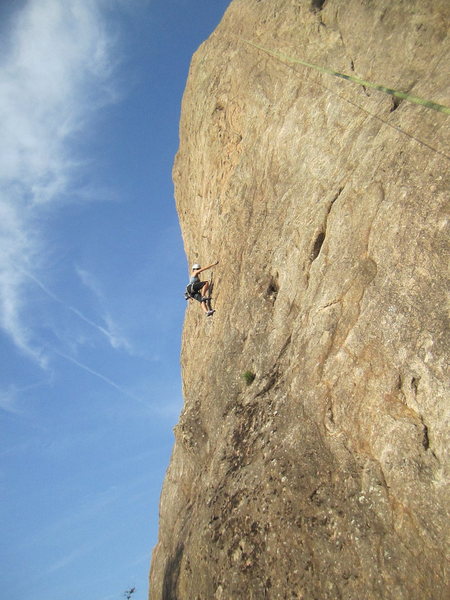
[150,1,450,599]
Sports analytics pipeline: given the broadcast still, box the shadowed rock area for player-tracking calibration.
[150,1,449,598]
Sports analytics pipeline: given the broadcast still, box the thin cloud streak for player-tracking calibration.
[20,266,132,352]
[75,266,133,351]
[19,478,143,553]
[54,350,148,407]
[46,543,98,575]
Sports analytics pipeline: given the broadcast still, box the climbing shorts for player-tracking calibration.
[191,281,207,293]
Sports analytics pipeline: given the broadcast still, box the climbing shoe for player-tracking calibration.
[206,310,215,317]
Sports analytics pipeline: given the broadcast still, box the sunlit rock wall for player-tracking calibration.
[150,1,449,598]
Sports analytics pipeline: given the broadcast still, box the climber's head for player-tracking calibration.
[192,263,201,270]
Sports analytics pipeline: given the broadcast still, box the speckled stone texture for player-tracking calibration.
[150,1,449,599]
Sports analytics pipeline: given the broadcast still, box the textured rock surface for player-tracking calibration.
[150,1,449,598]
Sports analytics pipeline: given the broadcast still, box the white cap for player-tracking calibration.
[192,264,201,270]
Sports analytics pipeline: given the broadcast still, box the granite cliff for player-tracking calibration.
[150,1,449,598]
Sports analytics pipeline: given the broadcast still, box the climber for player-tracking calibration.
[185,261,218,316]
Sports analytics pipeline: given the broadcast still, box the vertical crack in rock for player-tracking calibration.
[311,0,327,13]
[310,230,326,261]
[310,187,343,262]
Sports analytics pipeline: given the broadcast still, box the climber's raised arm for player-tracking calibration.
[194,261,219,275]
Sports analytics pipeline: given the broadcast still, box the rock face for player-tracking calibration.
[150,1,449,599]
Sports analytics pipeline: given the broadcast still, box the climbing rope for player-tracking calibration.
[244,40,450,115]
[243,39,450,161]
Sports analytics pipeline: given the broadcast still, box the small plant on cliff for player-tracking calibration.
[242,370,256,386]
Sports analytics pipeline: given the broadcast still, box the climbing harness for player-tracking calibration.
[185,283,212,304]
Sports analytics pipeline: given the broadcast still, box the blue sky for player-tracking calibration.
[0,1,230,599]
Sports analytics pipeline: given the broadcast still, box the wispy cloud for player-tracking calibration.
[0,379,50,416]
[0,386,24,416]
[0,0,119,363]
[0,0,116,196]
